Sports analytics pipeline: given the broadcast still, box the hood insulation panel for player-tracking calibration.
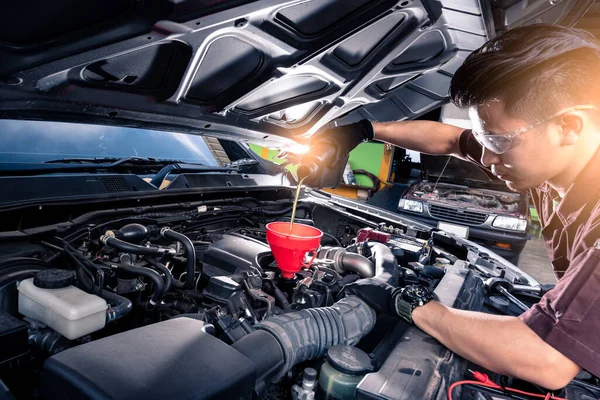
[1,0,491,147]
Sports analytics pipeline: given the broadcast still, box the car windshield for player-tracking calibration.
[0,120,221,166]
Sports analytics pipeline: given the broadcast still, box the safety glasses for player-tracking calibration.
[468,105,597,154]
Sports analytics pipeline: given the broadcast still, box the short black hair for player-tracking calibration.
[450,24,600,120]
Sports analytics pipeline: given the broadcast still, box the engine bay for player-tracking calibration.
[408,181,523,214]
[0,191,598,400]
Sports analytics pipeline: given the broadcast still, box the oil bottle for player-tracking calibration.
[297,142,349,189]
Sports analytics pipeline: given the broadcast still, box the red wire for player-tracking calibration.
[447,377,567,400]
[447,380,497,399]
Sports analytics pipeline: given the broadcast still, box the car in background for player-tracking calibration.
[398,154,529,264]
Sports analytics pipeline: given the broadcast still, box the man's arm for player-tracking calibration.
[412,301,581,390]
[372,121,467,158]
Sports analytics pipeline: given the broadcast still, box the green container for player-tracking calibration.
[317,360,364,400]
[316,345,374,400]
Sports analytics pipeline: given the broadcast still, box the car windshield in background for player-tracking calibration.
[0,120,220,166]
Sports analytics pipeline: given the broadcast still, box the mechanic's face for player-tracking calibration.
[470,101,581,191]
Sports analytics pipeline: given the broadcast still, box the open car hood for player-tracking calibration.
[0,0,593,148]
[420,154,503,186]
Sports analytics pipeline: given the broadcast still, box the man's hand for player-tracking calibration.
[305,120,374,162]
[338,278,398,315]
[296,120,373,188]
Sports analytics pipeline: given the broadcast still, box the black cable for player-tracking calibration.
[0,257,53,271]
[352,169,381,193]
[569,380,600,397]
[39,241,63,251]
[161,228,196,289]
[145,257,173,293]
[312,266,340,287]
[102,236,174,256]
[62,241,97,293]
[321,232,341,246]
[101,290,133,323]
[499,376,516,399]
[95,268,105,293]
[263,280,292,313]
[119,257,165,309]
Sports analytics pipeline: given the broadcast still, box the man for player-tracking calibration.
[304,24,600,390]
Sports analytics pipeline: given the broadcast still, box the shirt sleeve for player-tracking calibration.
[519,245,600,377]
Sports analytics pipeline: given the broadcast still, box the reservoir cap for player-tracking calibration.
[326,345,374,376]
[34,269,75,289]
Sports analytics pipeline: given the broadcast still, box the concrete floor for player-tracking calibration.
[517,237,556,284]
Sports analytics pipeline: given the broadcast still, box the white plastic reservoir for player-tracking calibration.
[18,278,107,340]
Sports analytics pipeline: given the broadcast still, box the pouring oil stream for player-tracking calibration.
[289,176,306,234]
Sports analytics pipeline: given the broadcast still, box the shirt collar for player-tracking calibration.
[556,146,600,224]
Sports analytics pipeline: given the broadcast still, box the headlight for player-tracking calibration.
[492,216,527,232]
[400,199,423,213]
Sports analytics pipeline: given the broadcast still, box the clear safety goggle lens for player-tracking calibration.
[472,132,513,154]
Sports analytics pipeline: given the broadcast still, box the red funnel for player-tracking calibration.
[266,222,323,279]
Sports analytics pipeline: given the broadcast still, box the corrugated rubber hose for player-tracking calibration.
[252,296,376,380]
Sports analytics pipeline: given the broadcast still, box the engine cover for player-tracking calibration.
[41,318,256,400]
[200,233,269,278]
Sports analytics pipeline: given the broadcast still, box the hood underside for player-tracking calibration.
[421,154,499,184]
[0,0,592,147]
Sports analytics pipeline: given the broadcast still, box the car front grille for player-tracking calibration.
[429,204,488,225]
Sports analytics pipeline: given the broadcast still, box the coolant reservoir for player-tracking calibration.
[18,271,107,340]
[317,345,374,400]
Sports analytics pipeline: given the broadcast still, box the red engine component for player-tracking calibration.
[356,228,390,243]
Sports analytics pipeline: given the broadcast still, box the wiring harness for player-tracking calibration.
[448,370,567,400]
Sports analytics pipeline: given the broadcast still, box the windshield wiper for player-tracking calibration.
[44,157,125,164]
[223,158,260,169]
[0,157,252,176]
[44,156,188,166]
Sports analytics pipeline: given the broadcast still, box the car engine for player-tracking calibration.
[0,194,598,400]
[409,181,522,213]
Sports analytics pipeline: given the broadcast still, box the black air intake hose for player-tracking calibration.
[253,296,375,380]
[232,331,285,395]
[318,244,399,285]
[318,247,375,278]
[101,290,133,323]
[160,228,196,289]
